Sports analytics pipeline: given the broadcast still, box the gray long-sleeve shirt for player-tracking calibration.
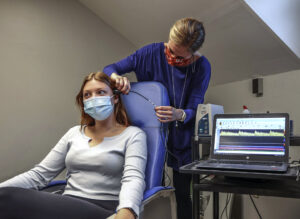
[0,125,147,216]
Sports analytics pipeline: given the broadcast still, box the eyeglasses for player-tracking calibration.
[168,47,192,60]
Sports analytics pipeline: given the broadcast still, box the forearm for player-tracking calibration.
[117,131,147,217]
[103,64,119,77]
[0,163,63,190]
[103,55,136,77]
[115,208,136,219]
[0,128,73,189]
[0,170,41,189]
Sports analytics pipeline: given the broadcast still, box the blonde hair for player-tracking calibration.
[76,72,131,128]
[169,18,205,52]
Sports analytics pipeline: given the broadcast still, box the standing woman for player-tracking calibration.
[103,18,211,219]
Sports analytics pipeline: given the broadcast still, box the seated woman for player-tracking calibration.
[0,72,147,219]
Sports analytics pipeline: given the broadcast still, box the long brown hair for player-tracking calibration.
[76,72,131,128]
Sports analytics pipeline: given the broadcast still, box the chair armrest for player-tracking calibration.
[143,186,174,204]
[44,181,173,201]
[46,180,67,187]
[41,180,67,194]
[141,186,176,219]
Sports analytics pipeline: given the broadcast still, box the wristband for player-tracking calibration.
[179,110,186,122]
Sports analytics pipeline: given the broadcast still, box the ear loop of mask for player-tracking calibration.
[122,89,181,186]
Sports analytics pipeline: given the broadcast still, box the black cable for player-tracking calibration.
[199,175,209,181]
[161,123,181,187]
[127,89,182,187]
[289,159,300,166]
[129,90,157,107]
[220,194,227,219]
[163,124,181,168]
[161,125,172,187]
[129,89,181,167]
[220,193,231,219]
[163,168,172,187]
[249,195,262,219]
[226,194,231,219]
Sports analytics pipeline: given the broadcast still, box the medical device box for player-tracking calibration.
[195,104,224,136]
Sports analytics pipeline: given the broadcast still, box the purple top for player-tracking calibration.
[103,42,211,170]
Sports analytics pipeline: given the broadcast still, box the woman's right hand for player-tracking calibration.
[111,73,131,94]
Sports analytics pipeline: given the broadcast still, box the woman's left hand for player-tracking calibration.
[155,106,183,123]
[114,208,135,219]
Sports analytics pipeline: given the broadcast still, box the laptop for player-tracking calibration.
[196,113,289,172]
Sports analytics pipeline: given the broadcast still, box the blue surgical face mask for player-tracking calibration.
[83,96,114,121]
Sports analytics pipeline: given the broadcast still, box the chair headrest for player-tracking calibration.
[121,82,170,128]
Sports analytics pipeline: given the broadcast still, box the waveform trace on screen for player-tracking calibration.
[214,129,286,155]
[220,129,284,137]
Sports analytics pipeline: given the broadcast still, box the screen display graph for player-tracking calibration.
[213,117,286,156]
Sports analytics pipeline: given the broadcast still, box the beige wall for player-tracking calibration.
[204,69,300,219]
[205,69,300,136]
[0,0,136,181]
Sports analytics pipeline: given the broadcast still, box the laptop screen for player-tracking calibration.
[213,116,287,157]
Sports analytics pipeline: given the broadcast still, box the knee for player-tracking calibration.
[0,187,11,210]
[0,187,21,217]
[0,187,13,199]
[0,187,19,207]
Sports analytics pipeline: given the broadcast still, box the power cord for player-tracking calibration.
[249,195,262,219]
[220,193,232,219]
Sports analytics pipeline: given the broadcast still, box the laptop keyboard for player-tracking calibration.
[207,160,282,166]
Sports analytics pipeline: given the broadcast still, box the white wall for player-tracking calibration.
[205,69,300,219]
[205,69,300,135]
[0,0,136,181]
[244,0,300,58]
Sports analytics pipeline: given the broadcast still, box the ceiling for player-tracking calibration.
[78,0,300,85]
